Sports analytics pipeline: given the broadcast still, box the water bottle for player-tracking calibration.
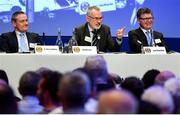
[55,28,63,53]
[68,28,78,53]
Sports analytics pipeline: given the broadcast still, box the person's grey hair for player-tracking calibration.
[164,78,180,96]
[84,55,108,84]
[142,85,174,114]
[86,6,101,16]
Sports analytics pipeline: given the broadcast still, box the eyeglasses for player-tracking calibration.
[88,15,103,20]
[139,17,154,21]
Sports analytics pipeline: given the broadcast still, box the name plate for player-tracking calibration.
[35,45,60,54]
[72,46,97,54]
[142,46,166,54]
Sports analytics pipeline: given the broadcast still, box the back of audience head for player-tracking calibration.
[164,77,180,96]
[155,70,176,86]
[97,89,138,114]
[164,78,180,113]
[59,71,91,113]
[84,55,108,84]
[142,85,174,114]
[0,83,18,113]
[37,69,63,106]
[0,69,9,85]
[120,76,144,99]
[18,71,41,97]
[138,100,161,114]
[142,69,160,89]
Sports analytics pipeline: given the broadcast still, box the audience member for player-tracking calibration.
[97,89,138,114]
[164,78,180,113]
[0,82,18,113]
[36,68,63,113]
[18,71,43,113]
[138,100,161,114]
[0,69,9,84]
[142,69,160,89]
[142,85,174,114]
[120,76,144,100]
[59,71,91,114]
[155,70,176,86]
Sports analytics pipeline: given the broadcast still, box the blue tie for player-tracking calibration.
[19,33,29,52]
[146,31,152,46]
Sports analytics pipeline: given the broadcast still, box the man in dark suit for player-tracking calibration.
[0,11,41,53]
[128,7,168,53]
[72,6,125,53]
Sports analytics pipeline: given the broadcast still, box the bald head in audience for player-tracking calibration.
[84,55,108,84]
[155,70,175,86]
[97,89,138,114]
[142,85,174,114]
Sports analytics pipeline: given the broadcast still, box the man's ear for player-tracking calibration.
[12,21,17,28]
[86,15,90,22]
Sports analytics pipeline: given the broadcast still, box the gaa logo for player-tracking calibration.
[35,46,43,53]
[144,48,151,53]
[73,47,80,53]
[80,2,90,13]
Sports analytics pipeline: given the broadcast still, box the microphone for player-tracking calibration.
[136,40,144,53]
[137,40,142,46]
[150,29,156,46]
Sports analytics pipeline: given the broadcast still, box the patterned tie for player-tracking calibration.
[145,31,152,46]
[91,30,98,46]
[19,33,29,52]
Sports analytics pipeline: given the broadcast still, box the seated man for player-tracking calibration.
[71,6,125,52]
[128,7,168,53]
[0,11,42,53]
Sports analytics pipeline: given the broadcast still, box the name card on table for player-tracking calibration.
[72,46,97,54]
[35,45,60,54]
[142,47,166,54]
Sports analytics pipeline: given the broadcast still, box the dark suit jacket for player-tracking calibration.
[0,31,42,53]
[128,28,168,53]
[74,23,121,52]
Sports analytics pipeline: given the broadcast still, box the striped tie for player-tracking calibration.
[145,31,152,46]
[19,33,29,52]
[92,30,98,46]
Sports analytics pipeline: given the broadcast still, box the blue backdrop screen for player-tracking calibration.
[0,0,180,37]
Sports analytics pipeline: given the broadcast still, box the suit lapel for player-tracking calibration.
[137,28,148,46]
[12,31,19,51]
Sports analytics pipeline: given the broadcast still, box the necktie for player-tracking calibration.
[91,30,98,46]
[145,31,152,46]
[19,33,29,52]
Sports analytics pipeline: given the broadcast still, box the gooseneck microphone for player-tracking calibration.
[150,29,156,46]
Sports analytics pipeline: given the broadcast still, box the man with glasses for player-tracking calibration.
[128,7,168,53]
[71,6,125,53]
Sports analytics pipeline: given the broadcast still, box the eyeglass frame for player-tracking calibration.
[139,17,154,21]
[88,15,103,20]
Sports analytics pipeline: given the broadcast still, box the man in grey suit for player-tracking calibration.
[72,6,125,53]
[128,7,168,53]
[0,11,41,53]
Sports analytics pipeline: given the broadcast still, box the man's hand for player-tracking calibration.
[116,27,125,40]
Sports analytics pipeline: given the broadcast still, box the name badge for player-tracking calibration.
[84,36,92,43]
[155,39,161,44]
[72,46,97,54]
[142,46,166,54]
[35,45,60,54]
[29,43,37,48]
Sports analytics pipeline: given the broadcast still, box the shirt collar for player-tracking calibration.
[140,27,151,34]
